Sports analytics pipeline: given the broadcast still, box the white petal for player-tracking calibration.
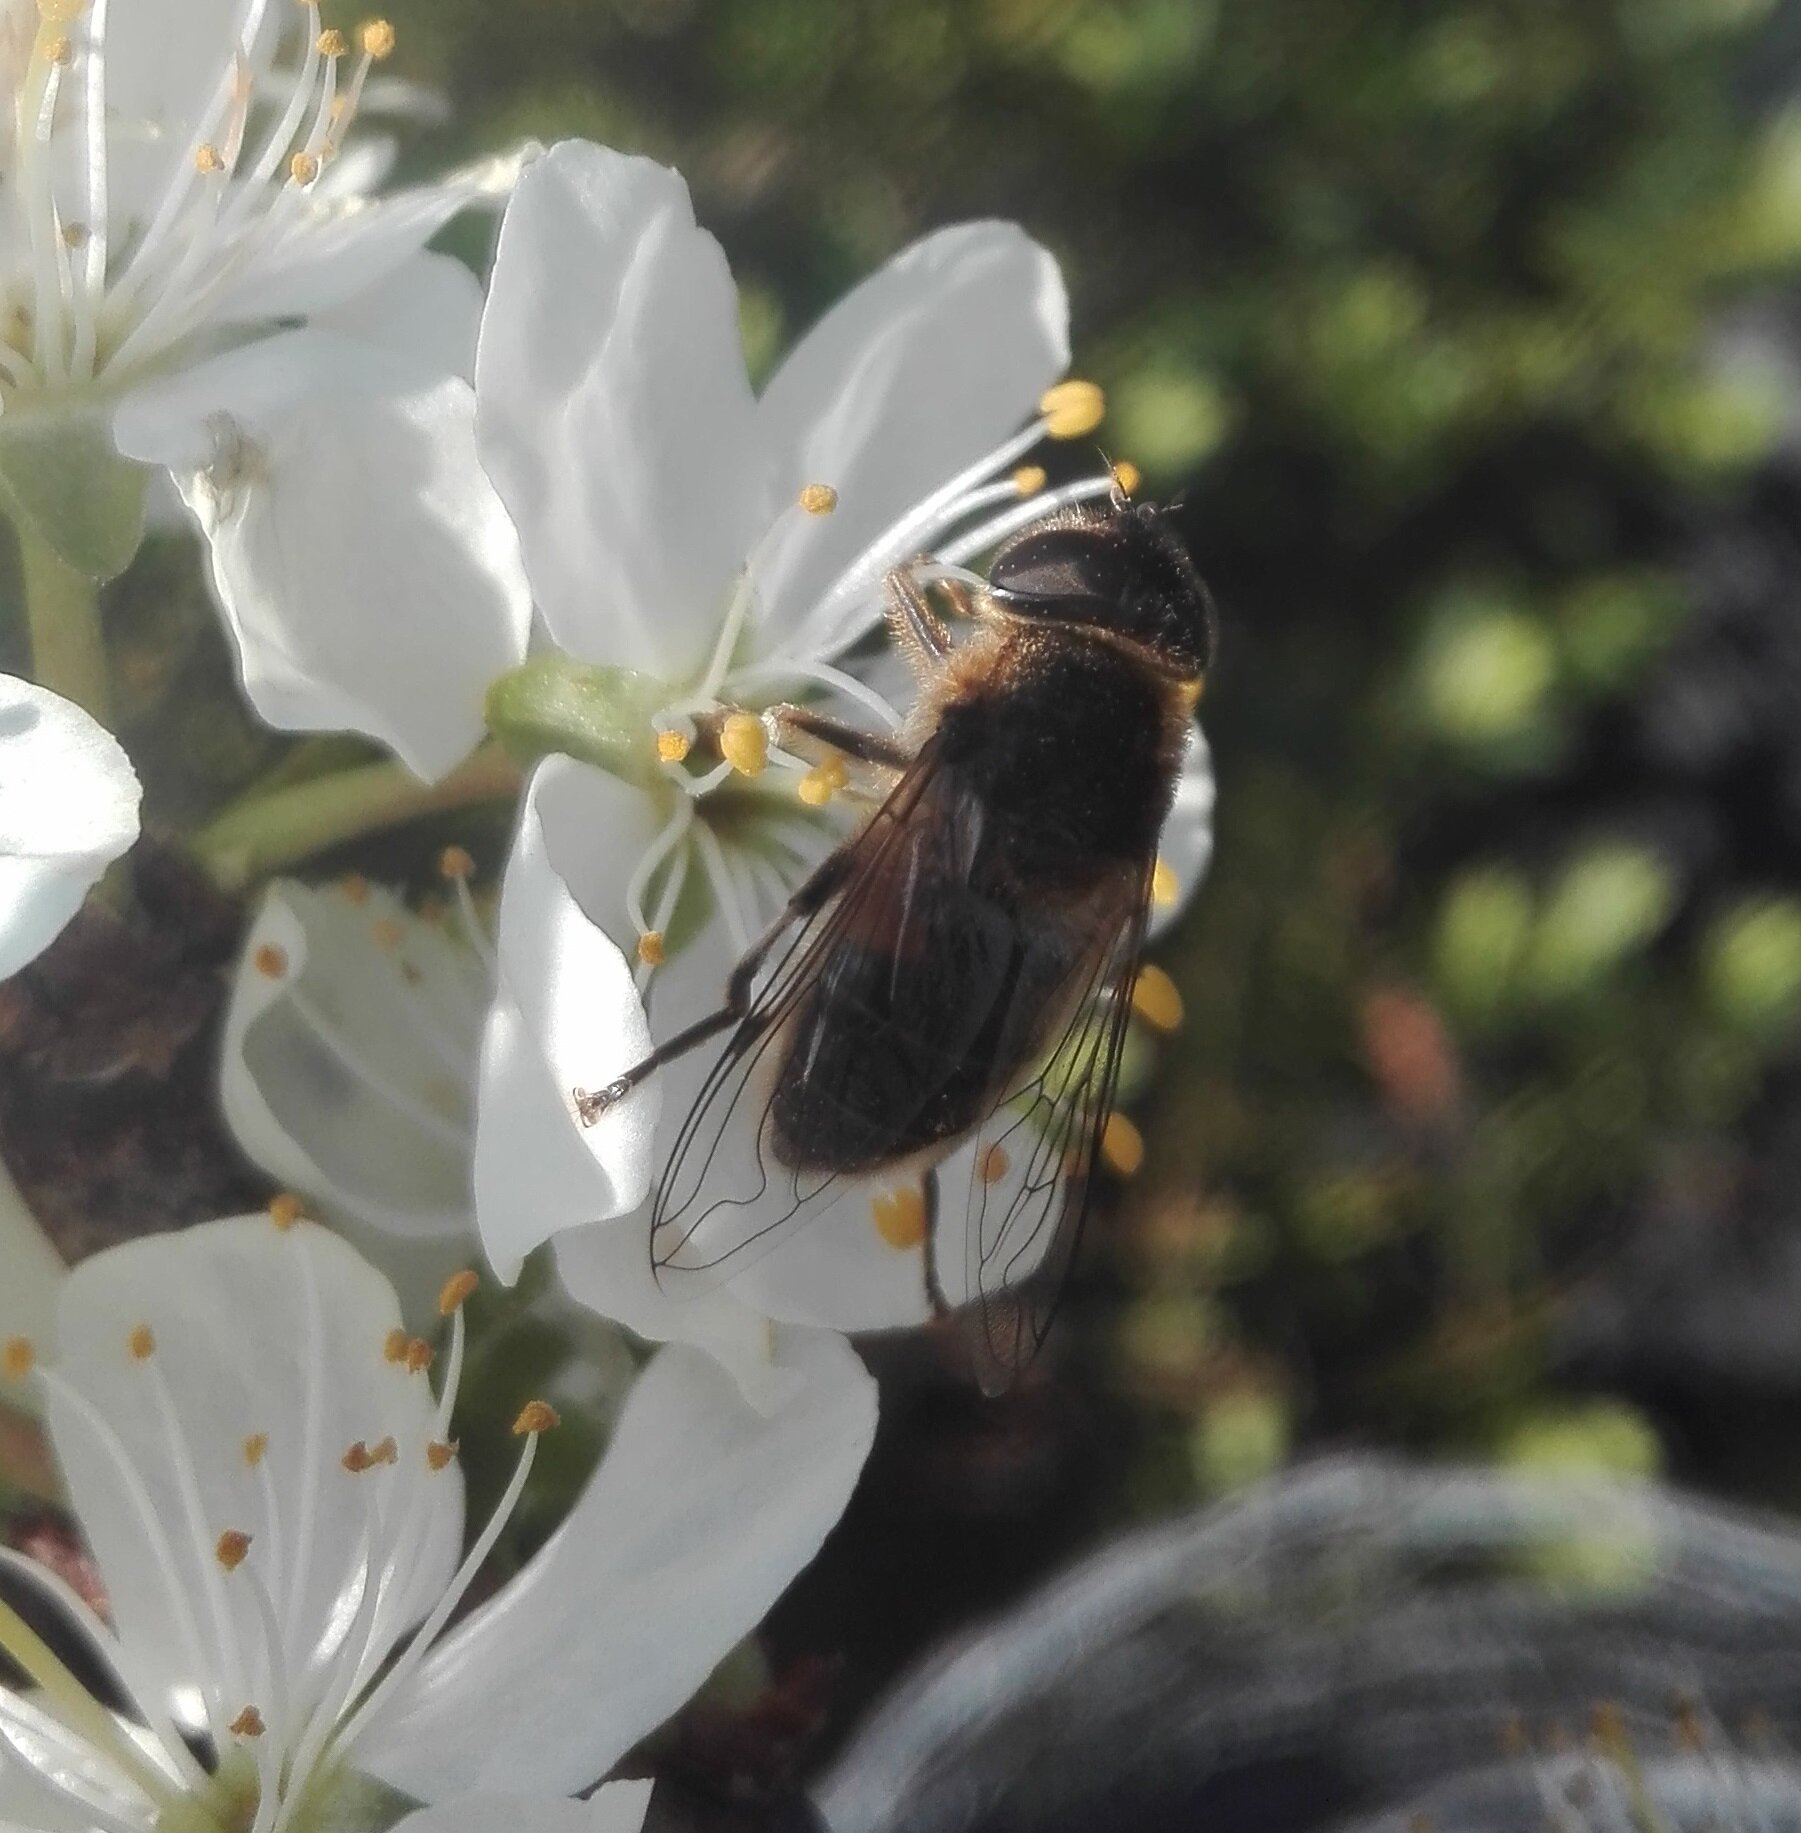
[1150,720,1216,941]
[45,1218,463,1733]
[475,142,764,679]
[113,332,531,782]
[753,222,1068,661]
[390,1784,652,1833]
[203,154,521,327]
[473,759,660,1281]
[313,250,486,383]
[0,677,140,979]
[357,1332,875,1798]
[0,1164,64,1404]
[98,0,282,251]
[221,881,483,1242]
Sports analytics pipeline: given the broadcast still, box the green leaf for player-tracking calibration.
[0,408,148,583]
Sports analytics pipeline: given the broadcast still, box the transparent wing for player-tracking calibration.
[944,869,1150,1395]
[651,738,988,1284]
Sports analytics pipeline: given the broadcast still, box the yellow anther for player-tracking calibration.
[870,1186,928,1251]
[822,754,849,789]
[1101,1112,1145,1178]
[371,917,404,949]
[404,1337,433,1374]
[340,873,369,905]
[254,942,289,979]
[268,1192,304,1230]
[1131,963,1184,1032]
[2,1338,34,1380]
[978,1144,1010,1185]
[230,1707,265,1739]
[342,1441,373,1473]
[215,1530,251,1571]
[1178,676,1205,710]
[512,1399,560,1436]
[796,767,834,807]
[655,728,691,764]
[1039,379,1105,440]
[242,1432,268,1467]
[426,1439,458,1470]
[357,16,395,56]
[289,151,320,186]
[1151,857,1179,908]
[194,144,226,174]
[383,1328,409,1364]
[1013,464,1047,497]
[636,931,665,967]
[368,1436,397,1466]
[43,35,71,64]
[1110,460,1141,497]
[315,26,346,53]
[438,1268,479,1316]
[439,844,475,881]
[798,483,838,516]
[128,1325,156,1361]
[720,712,769,777]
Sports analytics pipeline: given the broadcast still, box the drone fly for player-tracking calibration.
[579,492,1215,1389]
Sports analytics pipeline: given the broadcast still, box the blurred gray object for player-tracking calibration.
[816,1458,1801,1833]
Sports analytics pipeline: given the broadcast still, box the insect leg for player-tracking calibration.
[574,845,855,1125]
[765,703,911,770]
[884,562,954,668]
[920,1164,954,1320]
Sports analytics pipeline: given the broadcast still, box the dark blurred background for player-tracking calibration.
[25,0,1801,1823]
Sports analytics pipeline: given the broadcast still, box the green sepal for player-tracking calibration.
[0,408,148,582]
[484,653,668,786]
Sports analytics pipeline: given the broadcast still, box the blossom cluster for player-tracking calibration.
[0,6,1217,1828]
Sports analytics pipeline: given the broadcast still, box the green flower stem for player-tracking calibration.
[194,741,523,893]
[16,514,110,724]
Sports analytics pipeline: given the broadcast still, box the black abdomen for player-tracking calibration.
[768,634,1181,1176]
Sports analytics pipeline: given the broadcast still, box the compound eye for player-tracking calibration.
[988,527,1118,610]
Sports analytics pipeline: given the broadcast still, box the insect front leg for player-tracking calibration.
[884,561,954,672]
[573,845,855,1126]
[920,1165,954,1320]
[765,703,910,802]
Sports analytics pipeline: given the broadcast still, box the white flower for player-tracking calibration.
[0,1213,875,1833]
[465,142,1216,1397]
[0,672,139,979]
[221,874,489,1248]
[0,0,529,774]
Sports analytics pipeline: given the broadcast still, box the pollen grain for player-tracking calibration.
[1039,379,1105,440]
[2,1339,33,1380]
[438,1269,479,1316]
[1131,964,1184,1032]
[720,712,769,777]
[1101,1112,1145,1178]
[871,1186,928,1251]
